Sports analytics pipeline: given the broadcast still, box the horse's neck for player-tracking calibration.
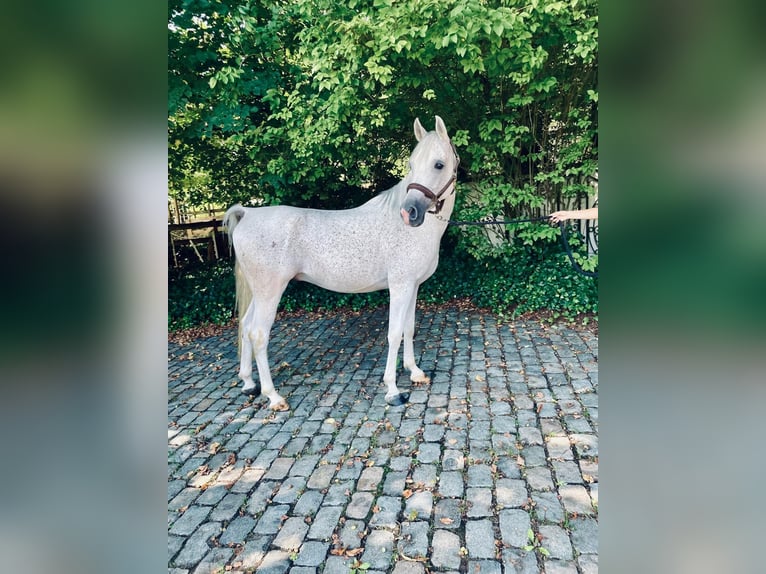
[367,182,406,215]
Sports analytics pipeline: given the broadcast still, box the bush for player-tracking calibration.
[168,261,236,330]
[168,235,597,331]
[421,237,597,319]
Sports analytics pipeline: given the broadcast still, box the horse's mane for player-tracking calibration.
[365,181,406,215]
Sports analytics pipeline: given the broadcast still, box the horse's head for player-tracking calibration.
[401,116,460,227]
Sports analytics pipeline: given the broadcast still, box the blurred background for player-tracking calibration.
[0,0,764,573]
[601,0,766,572]
[0,1,166,572]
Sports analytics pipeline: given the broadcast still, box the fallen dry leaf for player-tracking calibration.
[439,517,454,525]
[345,548,364,557]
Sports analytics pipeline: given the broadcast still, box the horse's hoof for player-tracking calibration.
[270,401,289,412]
[242,383,261,397]
[411,373,431,384]
[385,392,410,406]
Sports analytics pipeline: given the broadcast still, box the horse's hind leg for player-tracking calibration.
[246,293,289,411]
[239,302,260,396]
[403,285,430,384]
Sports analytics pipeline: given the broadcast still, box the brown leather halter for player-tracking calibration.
[405,140,460,215]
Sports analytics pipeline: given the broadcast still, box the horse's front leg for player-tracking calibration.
[402,284,430,384]
[383,286,413,406]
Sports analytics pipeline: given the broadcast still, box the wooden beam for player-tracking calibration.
[168,219,221,232]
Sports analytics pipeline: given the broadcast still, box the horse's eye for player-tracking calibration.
[435,161,444,170]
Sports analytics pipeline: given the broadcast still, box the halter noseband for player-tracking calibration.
[405,140,460,215]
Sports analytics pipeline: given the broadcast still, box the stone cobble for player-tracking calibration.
[169,306,597,572]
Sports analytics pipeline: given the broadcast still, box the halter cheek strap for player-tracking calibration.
[405,181,450,203]
[405,141,460,215]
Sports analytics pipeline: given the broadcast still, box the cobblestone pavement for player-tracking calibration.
[168,305,598,574]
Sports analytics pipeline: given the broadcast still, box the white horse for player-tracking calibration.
[224,116,459,410]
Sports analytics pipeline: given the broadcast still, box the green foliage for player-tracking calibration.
[169,0,598,220]
[169,260,236,330]
[421,231,597,319]
[280,282,390,314]
[168,0,598,321]
[524,527,551,556]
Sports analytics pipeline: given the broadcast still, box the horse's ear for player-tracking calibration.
[414,118,427,141]
[435,115,449,141]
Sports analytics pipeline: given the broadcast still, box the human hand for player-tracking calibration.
[549,211,570,223]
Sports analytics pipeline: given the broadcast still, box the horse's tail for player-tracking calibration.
[223,204,246,256]
[223,204,251,356]
[234,258,253,358]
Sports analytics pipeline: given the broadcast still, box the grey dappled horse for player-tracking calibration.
[224,116,459,410]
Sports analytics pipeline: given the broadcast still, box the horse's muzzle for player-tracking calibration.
[401,196,428,227]
[402,205,422,227]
